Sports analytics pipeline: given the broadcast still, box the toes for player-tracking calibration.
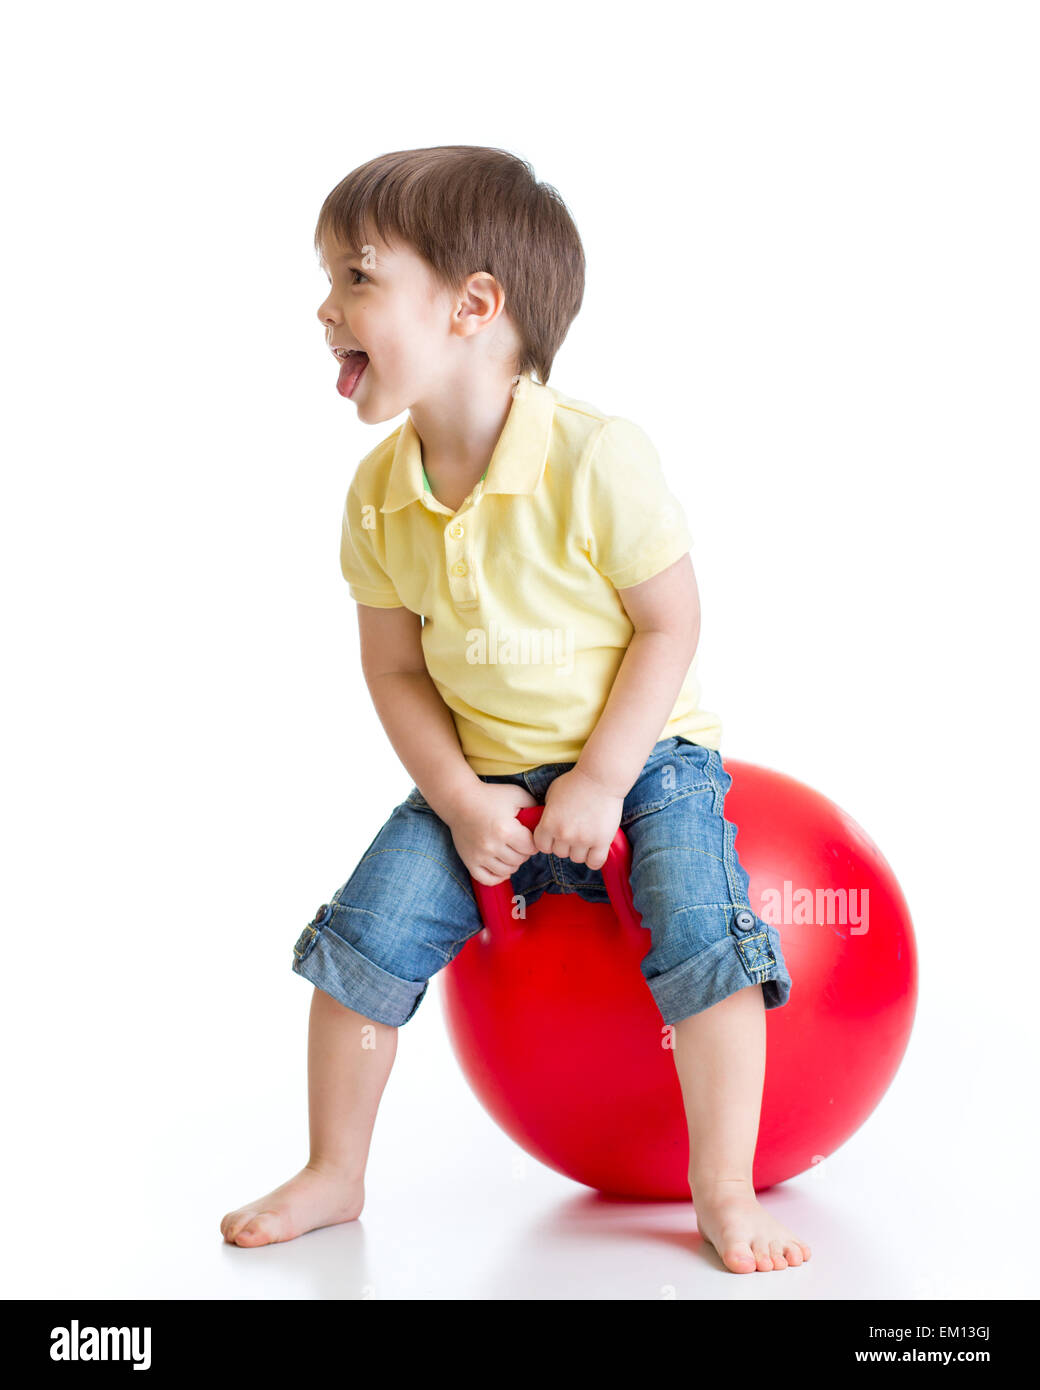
[783,1240,804,1266]
[768,1239,788,1269]
[221,1212,247,1242]
[751,1239,774,1271]
[723,1241,757,1274]
[233,1219,264,1245]
[224,1211,277,1246]
[221,1211,251,1242]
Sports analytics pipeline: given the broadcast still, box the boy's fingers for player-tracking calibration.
[508,828,538,856]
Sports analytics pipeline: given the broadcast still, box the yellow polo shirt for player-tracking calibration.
[339,374,723,774]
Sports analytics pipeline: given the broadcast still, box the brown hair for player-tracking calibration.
[314,146,585,385]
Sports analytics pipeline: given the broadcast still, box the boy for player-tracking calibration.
[220,146,810,1274]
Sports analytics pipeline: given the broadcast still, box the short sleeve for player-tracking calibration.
[580,416,694,589]
[339,478,405,609]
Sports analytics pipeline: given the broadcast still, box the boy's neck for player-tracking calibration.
[409,371,520,481]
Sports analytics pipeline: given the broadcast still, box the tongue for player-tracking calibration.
[337,352,368,397]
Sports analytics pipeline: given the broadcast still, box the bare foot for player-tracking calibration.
[220,1163,365,1247]
[690,1176,812,1274]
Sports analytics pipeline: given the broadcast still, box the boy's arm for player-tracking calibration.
[570,414,701,805]
[573,552,701,801]
[356,603,482,822]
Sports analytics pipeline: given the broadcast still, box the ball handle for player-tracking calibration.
[469,804,643,941]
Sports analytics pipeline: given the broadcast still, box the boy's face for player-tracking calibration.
[317,226,470,424]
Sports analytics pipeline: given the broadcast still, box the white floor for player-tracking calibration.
[7,964,1034,1302]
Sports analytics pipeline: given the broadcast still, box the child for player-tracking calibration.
[220,146,811,1275]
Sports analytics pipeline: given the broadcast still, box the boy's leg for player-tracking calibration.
[307,986,398,1179]
[220,987,397,1247]
[618,740,808,1272]
[673,979,765,1189]
[672,983,812,1273]
[222,794,484,1246]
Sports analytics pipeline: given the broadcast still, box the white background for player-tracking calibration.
[2,0,1036,1303]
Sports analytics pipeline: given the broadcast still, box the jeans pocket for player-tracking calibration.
[622,741,713,827]
[674,735,711,761]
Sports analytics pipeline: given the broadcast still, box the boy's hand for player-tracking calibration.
[534,767,624,873]
[443,781,540,887]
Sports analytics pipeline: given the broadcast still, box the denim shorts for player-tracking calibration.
[291,736,791,1028]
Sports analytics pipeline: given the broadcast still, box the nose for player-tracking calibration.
[317,296,339,327]
[317,280,342,321]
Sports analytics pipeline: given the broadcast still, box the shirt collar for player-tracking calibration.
[380,374,555,513]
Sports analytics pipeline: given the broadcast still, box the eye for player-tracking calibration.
[321,267,368,288]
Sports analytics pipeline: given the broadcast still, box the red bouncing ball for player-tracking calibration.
[439,760,917,1199]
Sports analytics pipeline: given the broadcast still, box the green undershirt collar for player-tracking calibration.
[422,465,488,493]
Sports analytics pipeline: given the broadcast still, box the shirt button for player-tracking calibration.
[449,523,464,538]
[733,909,756,933]
[452,561,468,576]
